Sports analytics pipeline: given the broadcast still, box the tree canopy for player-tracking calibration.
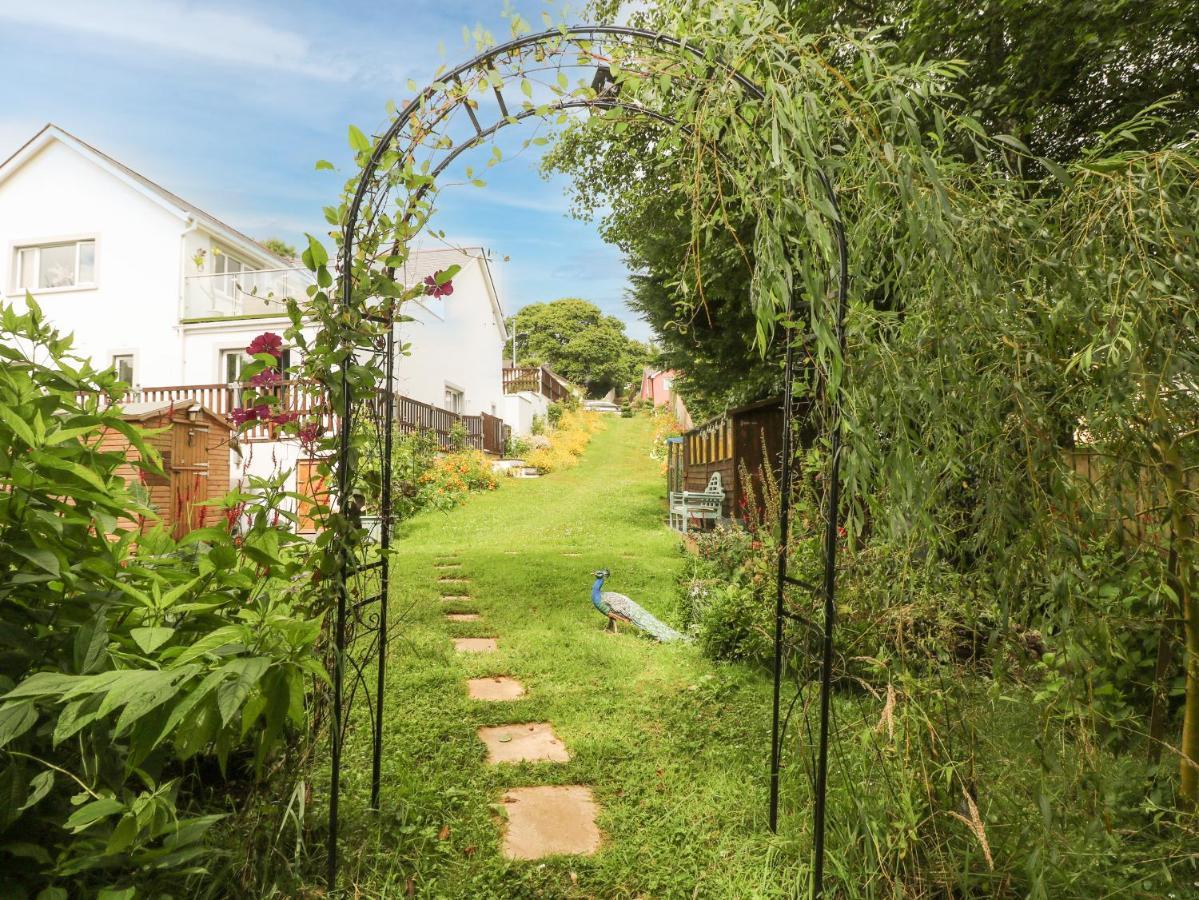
[511,298,653,398]
[572,0,1199,414]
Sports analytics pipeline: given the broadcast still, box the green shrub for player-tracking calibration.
[0,299,324,896]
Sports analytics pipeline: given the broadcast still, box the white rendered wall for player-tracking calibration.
[0,141,186,384]
[393,258,506,416]
[502,391,550,437]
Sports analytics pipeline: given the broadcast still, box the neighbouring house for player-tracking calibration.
[0,123,564,533]
[640,367,692,429]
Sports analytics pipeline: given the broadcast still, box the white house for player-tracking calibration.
[0,123,560,526]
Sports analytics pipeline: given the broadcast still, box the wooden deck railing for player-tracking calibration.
[502,365,570,403]
[134,381,334,442]
[108,382,510,453]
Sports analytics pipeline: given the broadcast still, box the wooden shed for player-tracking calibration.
[99,400,232,538]
[681,397,810,524]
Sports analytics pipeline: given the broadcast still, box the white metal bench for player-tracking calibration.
[669,472,725,533]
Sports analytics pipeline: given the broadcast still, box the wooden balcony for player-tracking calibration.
[502,365,570,403]
[112,382,508,454]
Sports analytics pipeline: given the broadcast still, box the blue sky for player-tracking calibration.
[0,0,648,339]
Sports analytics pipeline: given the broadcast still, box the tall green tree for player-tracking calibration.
[512,298,652,398]
[572,0,1199,413]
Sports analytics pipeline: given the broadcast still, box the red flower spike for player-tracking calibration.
[249,368,282,389]
[246,332,283,359]
[299,422,323,450]
[229,407,258,425]
[424,271,454,298]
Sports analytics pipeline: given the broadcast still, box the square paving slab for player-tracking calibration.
[467,676,525,701]
[453,638,497,654]
[501,786,601,859]
[438,577,469,584]
[446,613,480,622]
[441,594,471,602]
[477,723,568,764]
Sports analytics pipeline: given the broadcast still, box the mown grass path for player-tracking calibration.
[346,417,797,898]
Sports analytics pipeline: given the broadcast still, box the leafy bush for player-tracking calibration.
[0,300,323,896]
[523,409,603,474]
[419,450,498,509]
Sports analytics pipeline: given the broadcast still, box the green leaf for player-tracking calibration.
[0,702,37,749]
[315,159,335,171]
[19,770,53,812]
[302,234,329,270]
[0,404,38,447]
[130,626,175,654]
[216,658,270,727]
[348,124,371,153]
[994,133,1030,154]
[65,797,125,833]
[13,547,59,577]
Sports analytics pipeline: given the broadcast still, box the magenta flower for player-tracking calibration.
[270,410,299,426]
[299,421,322,449]
[229,407,258,425]
[247,332,283,359]
[249,368,282,389]
[424,271,454,298]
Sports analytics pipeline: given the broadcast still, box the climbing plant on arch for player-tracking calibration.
[289,11,1041,894]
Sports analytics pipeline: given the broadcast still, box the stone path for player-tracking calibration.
[440,560,601,860]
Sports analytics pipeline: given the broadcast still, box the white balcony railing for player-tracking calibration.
[183,267,313,319]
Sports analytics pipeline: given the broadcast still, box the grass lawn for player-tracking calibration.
[334,415,810,897]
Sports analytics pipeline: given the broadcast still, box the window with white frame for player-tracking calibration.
[13,239,96,291]
[213,252,248,296]
[222,346,293,383]
[112,354,135,386]
[444,384,464,414]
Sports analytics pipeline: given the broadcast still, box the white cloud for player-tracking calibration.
[0,0,351,80]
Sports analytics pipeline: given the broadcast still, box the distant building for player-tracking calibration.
[640,367,691,429]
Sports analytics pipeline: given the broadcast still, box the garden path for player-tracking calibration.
[363,416,789,896]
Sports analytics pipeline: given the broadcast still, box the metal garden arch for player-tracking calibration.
[328,24,850,896]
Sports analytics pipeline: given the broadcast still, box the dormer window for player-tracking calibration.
[13,239,96,291]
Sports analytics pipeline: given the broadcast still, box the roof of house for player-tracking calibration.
[0,123,294,269]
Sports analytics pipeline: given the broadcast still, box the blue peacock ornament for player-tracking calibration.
[590,569,691,642]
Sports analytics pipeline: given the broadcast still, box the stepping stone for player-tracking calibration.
[562,552,581,558]
[501,786,601,860]
[435,563,463,569]
[468,676,525,701]
[504,551,519,555]
[446,613,480,622]
[477,723,569,764]
[438,577,469,584]
[453,638,497,654]
[441,594,471,602]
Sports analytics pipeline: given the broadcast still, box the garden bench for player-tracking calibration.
[669,472,725,533]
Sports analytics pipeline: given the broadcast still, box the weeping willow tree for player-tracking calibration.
[550,0,1198,887]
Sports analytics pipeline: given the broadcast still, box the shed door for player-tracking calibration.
[296,458,329,534]
[170,417,210,538]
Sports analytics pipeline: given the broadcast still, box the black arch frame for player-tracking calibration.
[328,24,850,896]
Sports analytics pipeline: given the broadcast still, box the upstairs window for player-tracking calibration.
[14,239,96,291]
[213,252,248,296]
[444,384,464,414]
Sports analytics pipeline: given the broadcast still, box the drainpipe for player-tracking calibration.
[178,217,200,383]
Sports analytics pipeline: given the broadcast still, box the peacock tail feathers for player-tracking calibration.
[602,592,689,642]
